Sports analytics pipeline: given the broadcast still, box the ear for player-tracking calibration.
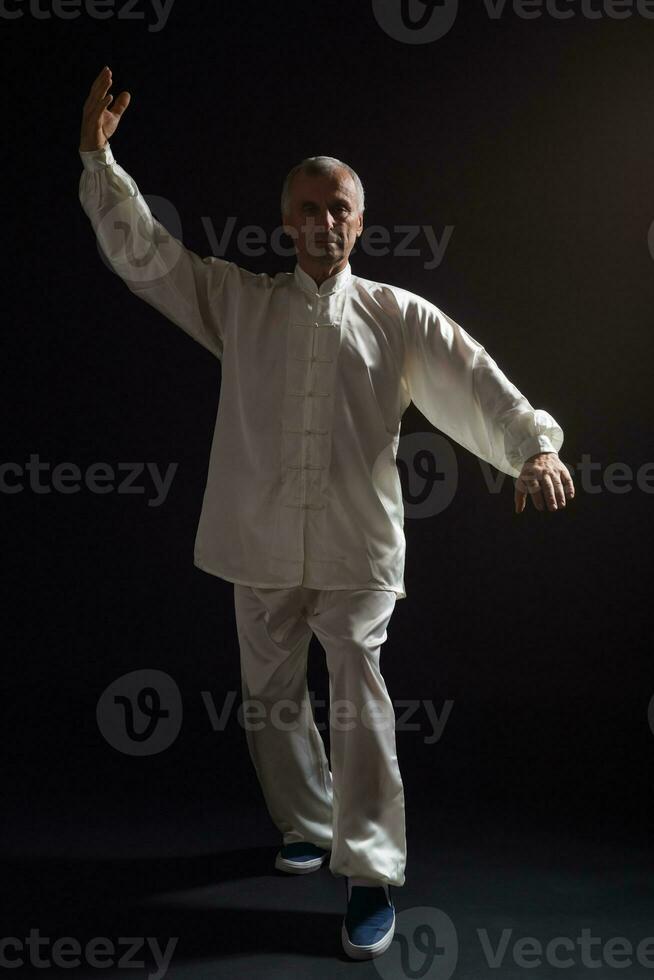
[356,212,364,238]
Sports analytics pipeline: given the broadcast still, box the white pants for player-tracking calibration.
[233,584,407,887]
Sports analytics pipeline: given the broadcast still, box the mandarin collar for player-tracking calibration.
[293,261,352,297]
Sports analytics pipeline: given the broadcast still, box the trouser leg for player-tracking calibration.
[306,588,407,887]
[233,583,334,850]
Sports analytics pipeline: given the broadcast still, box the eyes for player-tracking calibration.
[301,203,351,216]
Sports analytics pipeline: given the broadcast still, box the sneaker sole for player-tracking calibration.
[341,911,396,960]
[274,851,329,874]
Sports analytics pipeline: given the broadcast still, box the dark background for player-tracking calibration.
[1,0,653,971]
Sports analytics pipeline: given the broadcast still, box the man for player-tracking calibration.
[78,66,575,961]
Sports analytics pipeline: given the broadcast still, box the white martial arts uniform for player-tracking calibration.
[79,144,565,885]
[78,142,564,601]
[234,584,404,885]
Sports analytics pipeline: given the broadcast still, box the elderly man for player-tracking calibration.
[78,66,575,961]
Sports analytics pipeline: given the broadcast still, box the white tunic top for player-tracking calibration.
[79,143,564,599]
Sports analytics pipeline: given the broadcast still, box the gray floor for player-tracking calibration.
[3,800,653,978]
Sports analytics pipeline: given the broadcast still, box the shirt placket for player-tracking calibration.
[271,284,345,577]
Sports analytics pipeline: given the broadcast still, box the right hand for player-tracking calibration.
[79,65,131,152]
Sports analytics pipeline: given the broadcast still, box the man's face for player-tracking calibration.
[282,168,363,270]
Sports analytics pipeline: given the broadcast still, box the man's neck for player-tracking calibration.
[297,257,348,288]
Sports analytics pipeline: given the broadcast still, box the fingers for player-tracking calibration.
[540,472,559,510]
[561,464,576,501]
[111,90,131,117]
[81,67,131,143]
[544,465,576,510]
[515,472,574,513]
[83,66,115,126]
[530,486,545,511]
[518,475,542,509]
[99,69,113,104]
[80,66,123,151]
[85,65,111,108]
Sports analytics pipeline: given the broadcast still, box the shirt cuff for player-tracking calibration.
[79,141,115,172]
[516,434,559,465]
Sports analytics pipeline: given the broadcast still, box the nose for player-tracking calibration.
[304,208,339,245]
[311,208,335,231]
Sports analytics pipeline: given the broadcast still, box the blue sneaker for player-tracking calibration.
[274,841,330,874]
[342,876,396,959]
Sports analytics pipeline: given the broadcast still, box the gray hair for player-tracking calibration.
[280,155,365,217]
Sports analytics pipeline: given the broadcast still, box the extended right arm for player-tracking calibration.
[78,66,236,360]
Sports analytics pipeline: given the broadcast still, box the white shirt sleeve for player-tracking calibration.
[399,291,564,478]
[78,141,239,360]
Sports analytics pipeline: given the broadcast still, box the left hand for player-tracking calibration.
[514,452,575,513]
